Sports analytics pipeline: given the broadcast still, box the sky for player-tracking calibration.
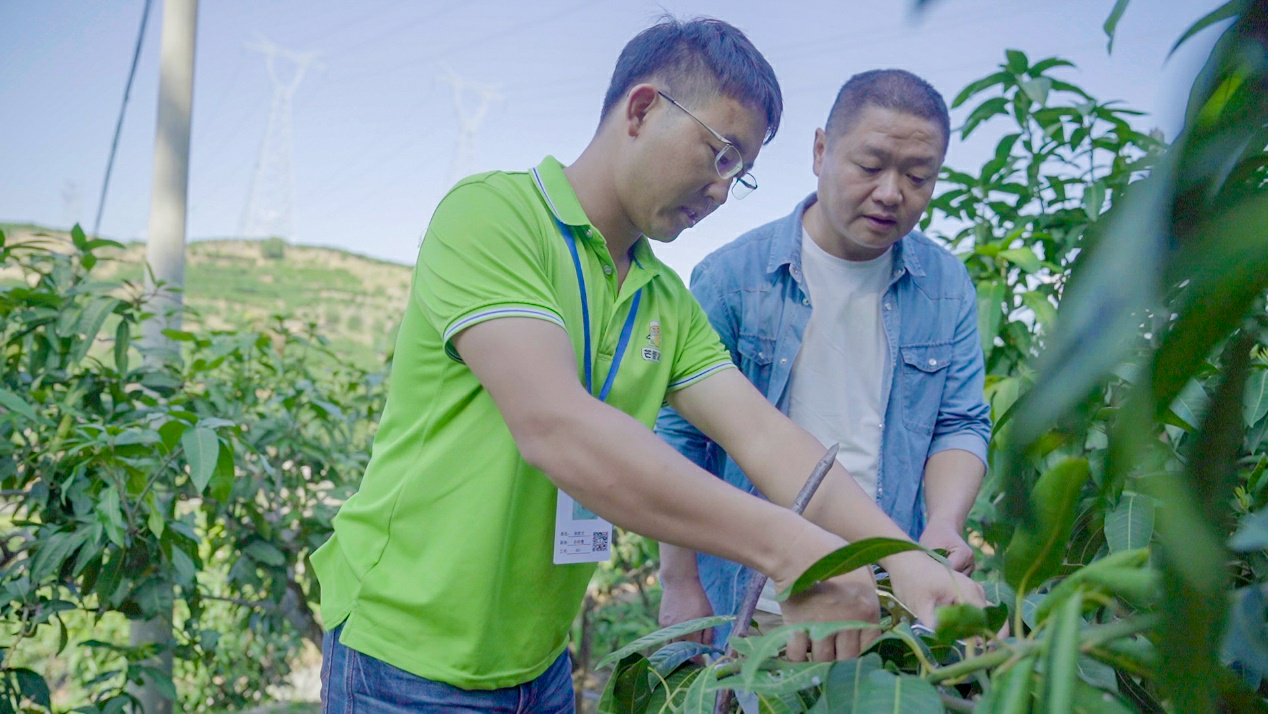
[0,0,1227,278]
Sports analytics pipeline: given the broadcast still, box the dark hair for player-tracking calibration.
[601,17,782,144]
[824,69,950,150]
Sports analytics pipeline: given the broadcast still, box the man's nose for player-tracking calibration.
[873,172,901,206]
[703,175,730,209]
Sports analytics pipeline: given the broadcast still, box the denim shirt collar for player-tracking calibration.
[766,192,928,286]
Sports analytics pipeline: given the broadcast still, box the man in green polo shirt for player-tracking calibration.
[313,17,986,711]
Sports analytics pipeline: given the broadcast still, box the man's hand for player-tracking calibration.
[919,519,976,575]
[658,575,715,648]
[777,566,880,663]
[883,551,986,628]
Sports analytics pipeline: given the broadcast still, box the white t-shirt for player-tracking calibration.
[757,229,892,615]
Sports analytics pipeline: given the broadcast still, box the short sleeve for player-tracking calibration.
[666,283,735,392]
[415,179,566,361]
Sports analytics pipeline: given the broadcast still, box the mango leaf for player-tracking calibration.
[807,654,883,713]
[977,280,1006,359]
[1042,590,1083,713]
[678,660,719,712]
[1221,585,1268,690]
[0,388,38,422]
[642,666,701,712]
[1019,77,1053,106]
[778,538,925,600]
[853,669,942,713]
[1168,378,1210,431]
[243,541,286,567]
[1105,492,1156,553]
[1021,291,1058,330]
[1230,508,1268,552]
[977,655,1036,713]
[180,426,219,494]
[1072,680,1136,713]
[1103,0,1132,52]
[598,653,652,714]
[1245,369,1268,427]
[951,70,1010,109]
[1005,49,1029,74]
[1169,0,1241,56]
[597,615,733,669]
[735,661,833,697]
[1000,247,1042,274]
[646,641,717,682]
[739,621,877,687]
[114,318,131,373]
[13,668,52,710]
[1004,458,1091,593]
[933,603,988,642]
[1083,181,1106,221]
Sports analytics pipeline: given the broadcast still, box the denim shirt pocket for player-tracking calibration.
[736,331,776,395]
[899,343,952,434]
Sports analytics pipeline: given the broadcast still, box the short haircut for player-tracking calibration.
[824,69,950,150]
[600,17,782,144]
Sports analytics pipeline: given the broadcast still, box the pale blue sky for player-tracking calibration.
[0,0,1225,277]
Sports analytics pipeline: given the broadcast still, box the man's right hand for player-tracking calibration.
[658,576,715,647]
[777,566,880,662]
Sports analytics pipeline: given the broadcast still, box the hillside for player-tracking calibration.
[1,224,412,370]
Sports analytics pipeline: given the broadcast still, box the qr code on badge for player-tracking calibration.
[592,531,610,552]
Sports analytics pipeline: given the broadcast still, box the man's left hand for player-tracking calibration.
[918,520,976,575]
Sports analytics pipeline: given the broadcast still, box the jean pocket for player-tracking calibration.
[899,343,952,434]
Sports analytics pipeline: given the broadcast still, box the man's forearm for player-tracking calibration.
[922,448,986,530]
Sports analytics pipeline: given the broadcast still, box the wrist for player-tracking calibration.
[768,518,845,594]
[878,548,934,576]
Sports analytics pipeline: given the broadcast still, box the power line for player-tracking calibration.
[93,0,153,238]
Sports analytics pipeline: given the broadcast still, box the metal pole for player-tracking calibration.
[133,1,197,712]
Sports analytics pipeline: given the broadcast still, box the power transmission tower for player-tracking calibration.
[238,37,318,240]
[438,66,501,185]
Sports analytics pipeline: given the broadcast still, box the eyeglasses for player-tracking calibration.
[657,90,758,199]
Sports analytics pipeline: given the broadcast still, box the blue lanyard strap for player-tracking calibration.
[556,220,642,402]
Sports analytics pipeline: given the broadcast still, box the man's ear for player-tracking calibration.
[811,128,828,177]
[624,84,660,138]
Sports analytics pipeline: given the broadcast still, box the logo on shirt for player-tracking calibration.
[642,321,661,362]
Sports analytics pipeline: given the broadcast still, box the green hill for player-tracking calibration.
[1,224,412,370]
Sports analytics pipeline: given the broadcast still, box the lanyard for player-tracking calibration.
[557,220,642,402]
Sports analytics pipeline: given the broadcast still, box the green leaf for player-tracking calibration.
[740,621,878,688]
[115,428,161,446]
[1105,492,1155,553]
[181,426,219,494]
[1004,458,1091,593]
[209,438,236,503]
[0,388,38,423]
[962,97,1010,138]
[98,487,126,547]
[951,70,1010,109]
[1083,181,1106,221]
[598,653,653,714]
[14,668,52,710]
[978,655,1036,713]
[597,615,734,669]
[778,538,925,600]
[1005,49,1029,74]
[1019,77,1052,105]
[808,653,883,713]
[933,603,988,642]
[71,224,89,251]
[73,296,117,361]
[1103,0,1132,52]
[643,666,702,712]
[114,318,131,373]
[1230,508,1268,552]
[1021,291,1058,330]
[737,660,833,697]
[854,669,942,713]
[1245,369,1268,427]
[1169,0,1240,56]
[1000,247,1042,274]
[646,641,716,682]
[1221,585,1268,690]
[976,280,1006,361]
[244,540,286,567]
[1042,590,1082,714]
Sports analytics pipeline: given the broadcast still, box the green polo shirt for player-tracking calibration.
[310,156,735,689]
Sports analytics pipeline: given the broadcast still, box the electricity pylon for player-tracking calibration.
[439,65,501,185]
[238,37,318,240]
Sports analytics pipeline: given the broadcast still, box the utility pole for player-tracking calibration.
[135,1,197,712]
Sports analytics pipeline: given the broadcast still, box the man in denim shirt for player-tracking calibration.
[657,69,991,644]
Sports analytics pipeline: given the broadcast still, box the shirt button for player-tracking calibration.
[802,298,810,306]
[780,358,787,365]
[884,302,892,310]
[602,265,613,276]
[928,358,937,366]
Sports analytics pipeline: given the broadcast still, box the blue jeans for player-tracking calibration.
[321,624,576,713]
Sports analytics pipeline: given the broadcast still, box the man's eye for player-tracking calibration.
[909,175,928,185]
[858,164,880,173]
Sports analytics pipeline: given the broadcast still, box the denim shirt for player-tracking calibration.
[655,194,991,630]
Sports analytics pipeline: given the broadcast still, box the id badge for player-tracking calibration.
[553,489,613,564]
